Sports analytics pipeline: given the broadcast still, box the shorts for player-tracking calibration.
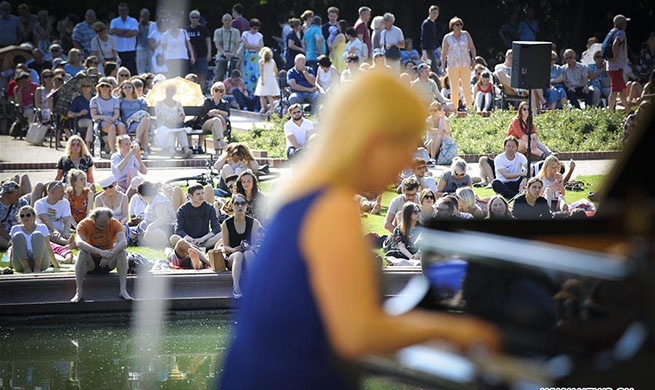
[190,57,209,77]
[608,69,626,92]
[90,255,112,275]
[544,86,566,104]
[98,120,125,130]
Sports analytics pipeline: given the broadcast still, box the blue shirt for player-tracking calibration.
[119,98,148,122]
[518,20,538,41]
[69,95,91,120]
[72,21,97,56]
[220,189,353,390]
[64,64,85,77]
[587,63,609,88]
[303,25,325,61]
[287,66,315,91]
[550,64,565,87]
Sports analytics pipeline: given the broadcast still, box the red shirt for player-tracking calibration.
[354,19,372,59]
[507,117,536,138]
[12,82,38,107]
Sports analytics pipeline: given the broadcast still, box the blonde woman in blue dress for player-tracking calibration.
[254,47,280,114]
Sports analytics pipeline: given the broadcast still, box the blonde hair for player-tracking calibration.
[68,168,87,187]
[65,135,91,158]
[538,155,561,179]
[116,134,131,150]
[259,47,273,62]
[449,16,463,30]
[455,187,476,211]
[119,80,137,99]
[272,70,427,208]
[371,16,384,30]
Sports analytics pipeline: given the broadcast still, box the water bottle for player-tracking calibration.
[94,135,101,157]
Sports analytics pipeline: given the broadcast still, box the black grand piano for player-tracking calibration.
[362,107,655,389]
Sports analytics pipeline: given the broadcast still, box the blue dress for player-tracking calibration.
[220,189,356,390]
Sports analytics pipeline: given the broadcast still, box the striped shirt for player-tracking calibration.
[563,62,589,88]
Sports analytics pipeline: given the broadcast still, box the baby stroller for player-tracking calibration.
[274,70,291,117]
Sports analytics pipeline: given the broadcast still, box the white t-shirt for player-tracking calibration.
[423,177,438,192]
[283,118,314,149]
[162,29,190,60]
[129,194,147,219]
[110,16,138,52]
[242,31,263,47]
[494,152,527,183]
[10,224,50,254]
[387,193,420,221]
[34,198,71,233]
[90,35,117,63]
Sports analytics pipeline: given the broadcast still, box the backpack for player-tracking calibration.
[436,137,458,165]
[601,29,618,60]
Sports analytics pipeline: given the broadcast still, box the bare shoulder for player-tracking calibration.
[301,188,361,242]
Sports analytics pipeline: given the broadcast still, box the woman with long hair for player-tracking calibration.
[537,155,567,211]
[161,17,195,77]
[254,47,280,114]
[329,20,347,73]
[220,70,499,389]
[55,135,95,186]
[384,202,422,260]
[486,195,513,219]
[213,143,260,193]
[456,187,484,219]
[418,188,436,224]
[223,170,267,221]
[507,101,552,159]
[35,69,54,124]
[65,169,94,229]
[118,80,150,153]
[90,78,125,154]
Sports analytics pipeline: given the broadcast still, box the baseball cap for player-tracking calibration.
[372,48,385,58]
[613,14,630,25]
[0,181,19,195]
[416,63,430,72]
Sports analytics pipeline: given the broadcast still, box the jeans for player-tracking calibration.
[492,178,523,199]
[590,85,611,107]
[288,91,321,111]
[565,86,592,109]
[136,47,153,75]
[232,89,260,111]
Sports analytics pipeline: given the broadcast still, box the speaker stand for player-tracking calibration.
[527,88,533,179]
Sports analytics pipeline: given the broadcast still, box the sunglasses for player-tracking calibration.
[43,74,54,79]
[424,195,435,200]
[123,85,133,88]
[412,209,421,214]
[119,73,129,77]
[103,184,114,190]
[233,201,247,206]
[213,88,225,92]
[453,22,462,26]
[565,56,574,60]
[19,213,33,218]
[71,142,82,146]
[190,16,199,19]
[99,84,111,89]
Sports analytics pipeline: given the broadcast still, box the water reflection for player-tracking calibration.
[0,314,231,390]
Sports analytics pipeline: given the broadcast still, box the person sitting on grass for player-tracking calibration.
[35,181,72,246]
[409,158,437,192]
[418,189,437,223]
[486,195,513,219]
[94,175,129,228]
[137,182,176,248]
[383,202,421,261]
[167,184,222,269]
[507,101,553,160]
[512,177,552,220]
[222,170,267,222]
[424,101,451,163]
[65,169,94,230]
[220,193,261,299]
[10,205,56,273]
[456,187,484,219]
[442,194,473,219]
[0,181,29,250]
[492,136,527,200]
[111,135,148,193]
[537,155,568,212]
[435,158,472,197]
[384,177,420,233]
[284,103,315,159]
[214,143,260,194]
[70,208,133,302]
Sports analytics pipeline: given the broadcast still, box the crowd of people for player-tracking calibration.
[1,2,654,297]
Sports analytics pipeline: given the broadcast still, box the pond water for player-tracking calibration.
[0,313,420,390]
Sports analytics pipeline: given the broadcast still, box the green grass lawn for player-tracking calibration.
[360,175,604,236]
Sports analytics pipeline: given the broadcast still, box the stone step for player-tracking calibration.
[0,268,419,316]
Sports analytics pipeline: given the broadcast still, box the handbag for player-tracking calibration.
[25,122,49,145]
[437,136,458,165]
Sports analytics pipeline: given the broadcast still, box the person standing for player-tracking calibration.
[187,9,211,90]
[72,9,97,57]
[354,6,372,61]
[517,8,539,41]
[380,13,405,72]
[0,1,23,47]
[241,19,264,93]
[285,18,304,70]
[321,6,339,55]
[606,14,630,111]
[421,5,442,74]
[110,3,138,75]
[304,16,326,72]
[161,17,195,78]
[214,13,241,82]
[231,3,250,34]
[441,17,476,112]
[136,8,152,75]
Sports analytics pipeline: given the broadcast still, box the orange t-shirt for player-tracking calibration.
[507,117,536,139]
[67,188,90,223]
[77,218,125,250]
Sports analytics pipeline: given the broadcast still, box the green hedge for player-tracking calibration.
[233,109,626,158]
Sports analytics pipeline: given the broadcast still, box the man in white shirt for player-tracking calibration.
[384,177,420,233]
[283,103,314,159]
[380,13,405,72]
[34,181,71,245]
[491,136,528,199]
[110,3,138,75]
